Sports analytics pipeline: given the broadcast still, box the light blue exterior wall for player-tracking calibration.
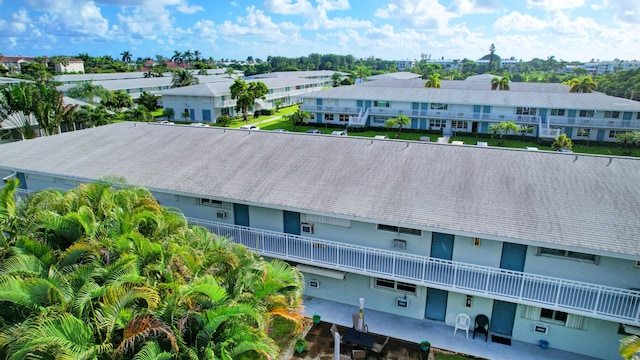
[452,236,502,267]
[524,247,640,289]
[512,305,624,360]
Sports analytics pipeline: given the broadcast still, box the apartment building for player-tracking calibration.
[0,122,638,359]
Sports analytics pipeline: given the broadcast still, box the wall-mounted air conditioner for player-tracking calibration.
[301,222,314,234]
[309,279,320,288]
[215,210,227,219]
[392,239,407,250]
[533,323,549,334]
[396,297,409,309]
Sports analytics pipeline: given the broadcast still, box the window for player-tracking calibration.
[377,224,422,236]
[339,114,350,122]
[538,247,598,263]
[451,121,468,129]
[324,114,334,121]
[521,125,535,134]
[429,119,445,128]
[516,107,537,115]
[609,130,628,138]
[201,198,224,207]
[577,128,591,137]
[430,103,448,110]
[374,278,417,295]
[374,101,390,107]
[637,113,640,120]
[579,110,595,117]
[540,308,568,324]
[551,109,565,116]
[604,111,620,119]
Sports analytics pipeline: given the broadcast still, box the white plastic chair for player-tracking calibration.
[454,313,471,338]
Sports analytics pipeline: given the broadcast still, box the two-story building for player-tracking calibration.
[0,123,638,360]
[160,75,326,122]
[299,74,640,142]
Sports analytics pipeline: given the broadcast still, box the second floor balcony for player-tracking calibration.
[548,116,640,130]
[189,218,640,326]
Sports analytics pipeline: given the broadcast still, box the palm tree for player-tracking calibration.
[66,80,110,105]
[568,76,598,93]
[487,121,520,145]
[121,51,132,63]
[183,50,193,68]
[385,114,411,136]
[552,133,573,151]
[225,67,235,78]
[171,69,199,88]
[491,76,510,90]
[288,109,311,130]
[170,51,183,65]
[488,43,496,71]
[193,50,201,61]
[620,335,640,360]
[354,66,371,83]
[123,105,153,122]
[425,73,442,88]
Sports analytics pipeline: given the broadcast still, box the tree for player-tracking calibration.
[425,73,442,88]
[225,67,235,78]
[66,80,110,105]
[123,105,153,122]
[568,76,598,93]
[385,115,411,136]
[331,72,342,87]
[487,121,519,145]
[101,90,133,111]
[72,105,115,128]
[170,69,199,88]
[616,131,640,154]
[171,50,183,65]
[288,110,311,130]
[274,100,284,112]
[488,43,496,71]
[620,335,640,360]
[216,115,231,127]
[491,76,510,90]
[552,133,573,151]
[121,50,132,63]
[138,91,160,111]
[230,79,268,122]
[162,108,175,120]
[354,66,371,83]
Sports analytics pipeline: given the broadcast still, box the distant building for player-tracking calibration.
[396,59,416,71]
[0,56,85,74]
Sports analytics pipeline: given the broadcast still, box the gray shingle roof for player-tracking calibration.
[305,80,640,111]
[0,122,639,258]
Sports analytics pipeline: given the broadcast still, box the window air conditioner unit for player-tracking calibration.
[533,324,549,334]
[392,239,407,250]
[396,297,409,309]
[309,279,320,288]
[301,222,314,234]
[215,210,227,220]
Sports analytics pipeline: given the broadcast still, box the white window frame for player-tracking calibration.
[537,247,598,264]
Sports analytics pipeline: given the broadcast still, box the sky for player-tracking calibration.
[0,0,639,63]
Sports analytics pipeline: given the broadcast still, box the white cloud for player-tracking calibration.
[317,0,350,11]
[263,0,314,15]
[374,0,453,30]
[448,0,501,15]
[527,0,585,11]
[219,6,298,43]
[176,3,204,14]
[494,11,548,32]
[591,0,609,10]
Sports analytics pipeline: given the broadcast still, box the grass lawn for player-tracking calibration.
[435,353,475,360]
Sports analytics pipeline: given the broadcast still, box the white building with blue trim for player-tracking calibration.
[299,74,640,142]
[0,123,638,359]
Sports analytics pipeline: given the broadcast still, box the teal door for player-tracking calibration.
[431,232,454,260]
[233,204,250,227]
[189,109,195,121]
[425,288,448,321]
[499,243,527,271]
[490,300,517,336]
[283,211,300,235]
[202,109,211,122]
[16,172,27,189]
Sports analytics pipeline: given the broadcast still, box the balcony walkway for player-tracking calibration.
[302,297,598,360]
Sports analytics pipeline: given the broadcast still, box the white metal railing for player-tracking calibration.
[189,218,640,325]
[548,116,640,130]
[300,105,362,114]
[539,128,561,138]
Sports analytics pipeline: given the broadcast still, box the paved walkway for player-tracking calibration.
[303,297,597,360]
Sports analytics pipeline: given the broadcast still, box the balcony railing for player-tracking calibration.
[548,116,640,130]
[189,218,640,326]
[299,106,541,125]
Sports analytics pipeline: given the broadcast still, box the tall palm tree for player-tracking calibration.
[170,69,199,88]
[385,114,411,136]
[425,73,442,88]
[121,51,132,63]
[170,51,183,65]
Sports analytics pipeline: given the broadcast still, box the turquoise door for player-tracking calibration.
[189,109,195,121]
[202,109,211,122]
[283,211,300,235]
[233,204,250,227]
[490,300,517,336]
[425,288,448,321]
[499,243,527,271]
[431,232,454,260]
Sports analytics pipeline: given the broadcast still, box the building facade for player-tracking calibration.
[0,123,638,359]
[299,75,640,142]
